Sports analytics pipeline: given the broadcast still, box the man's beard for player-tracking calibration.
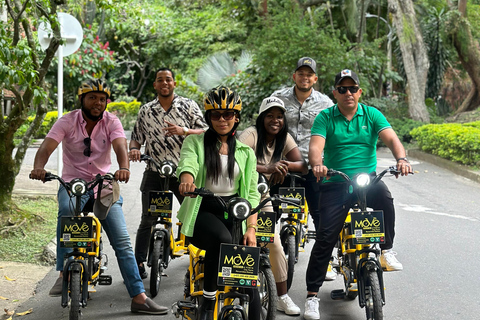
[81,105,103,121]
[296,85,312,92]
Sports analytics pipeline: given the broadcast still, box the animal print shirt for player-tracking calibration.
[131,95,208,174]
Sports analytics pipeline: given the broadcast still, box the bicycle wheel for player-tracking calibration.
[69,270,82,320]
[365,270,383,320]
[258,265,277,320]
[150,236,165,297]
[283,234,296,291]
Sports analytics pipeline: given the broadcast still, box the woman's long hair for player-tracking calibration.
[204,111,240,183]
[254,109,288,163]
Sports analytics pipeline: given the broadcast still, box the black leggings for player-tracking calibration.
[188,197,260,320]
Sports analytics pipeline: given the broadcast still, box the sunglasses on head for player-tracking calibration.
[210,111,236,121]
[336,86,360,94]
[84,137,92,157]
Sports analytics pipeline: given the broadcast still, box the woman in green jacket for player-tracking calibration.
[176,86,260,320]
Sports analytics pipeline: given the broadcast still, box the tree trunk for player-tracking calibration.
[448,2,480,113]
[0,0,60,213]
[388,0,430,122]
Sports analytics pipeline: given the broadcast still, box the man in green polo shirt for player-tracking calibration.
[302,69,412,320]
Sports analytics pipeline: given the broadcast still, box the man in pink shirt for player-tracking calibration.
[30,79,167,315]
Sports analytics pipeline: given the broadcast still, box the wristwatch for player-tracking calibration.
[182,127,189,135]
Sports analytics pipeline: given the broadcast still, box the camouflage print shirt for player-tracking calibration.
[131,94,208,173]
[271,87,333,165]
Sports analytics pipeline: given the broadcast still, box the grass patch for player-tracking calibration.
[0,195,57,264]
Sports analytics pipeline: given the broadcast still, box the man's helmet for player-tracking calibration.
[78,79,111,98]
[204,86,242,111]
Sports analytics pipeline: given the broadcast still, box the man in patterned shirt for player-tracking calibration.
[129,67,208,278]
[271,57,333,231]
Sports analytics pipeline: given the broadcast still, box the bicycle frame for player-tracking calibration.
[329,167,405,319]
[173,189,300,320]
[43,173,113,315]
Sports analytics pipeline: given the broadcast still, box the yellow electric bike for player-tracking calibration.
[43,173,114,320]
[328,166,406,320]
[172,188,300,320]
[139,154,188,297]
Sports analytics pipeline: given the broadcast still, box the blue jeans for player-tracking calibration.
[56,185,144,298]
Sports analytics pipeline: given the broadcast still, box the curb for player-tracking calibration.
[408,149,480,184]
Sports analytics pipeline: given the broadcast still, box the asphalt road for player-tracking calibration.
[15,147,480,320]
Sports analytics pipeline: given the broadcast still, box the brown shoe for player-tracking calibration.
[49,276,63,297]
[131,297,168,315]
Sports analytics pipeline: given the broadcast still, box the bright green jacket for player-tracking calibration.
[176,132,260,237]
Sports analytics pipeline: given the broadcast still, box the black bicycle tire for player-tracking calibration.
[69,270,82,320]
[150,237,164,297]
[365,270,383,320]
[284,234,296,291]
[258,265,277,320]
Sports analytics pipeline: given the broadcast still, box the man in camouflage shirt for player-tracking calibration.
[129,67,208,278]
[271,57,333,231]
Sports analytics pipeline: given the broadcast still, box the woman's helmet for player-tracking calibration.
[204,86,242,111]
[78,79,111,98]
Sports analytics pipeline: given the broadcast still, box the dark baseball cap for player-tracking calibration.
[295,57,316,73]
[334,69,360,86]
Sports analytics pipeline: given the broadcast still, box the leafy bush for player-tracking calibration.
[411,122,480,165]
[388,118,425,143]
[106,100,142,131]
[15,111,63,139]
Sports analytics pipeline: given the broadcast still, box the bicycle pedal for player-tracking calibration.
[307,231,316,239]
[176,300,196,310]
[98,275,112,285]
[330,289,346,300]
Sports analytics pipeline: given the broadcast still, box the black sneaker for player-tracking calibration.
[138,264,148,280]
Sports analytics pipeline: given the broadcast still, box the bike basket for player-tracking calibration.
[256,211,276,243]
[278,187,305,214]
[60,216,95,248]
[217,244,260,288]
[350,210,385,245]
[147,191,174,218]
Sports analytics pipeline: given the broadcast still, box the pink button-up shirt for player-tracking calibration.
[46,110,126,183]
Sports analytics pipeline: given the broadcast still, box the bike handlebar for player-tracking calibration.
[36,172,114,194]
[327,166,412,183]
[185,187,301,216]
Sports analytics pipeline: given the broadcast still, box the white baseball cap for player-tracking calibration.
[259,97,286,115]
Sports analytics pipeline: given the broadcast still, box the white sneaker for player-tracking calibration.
[304,296,320,320]
[380,249,403,271]
[325,262,336,281]
[277,294,301,315]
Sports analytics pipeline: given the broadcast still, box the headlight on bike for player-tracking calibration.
[355,173,371,187]
[257,173,269,195]
[160,160,176,177]
[227,198,252,220]
[70,178,87,196]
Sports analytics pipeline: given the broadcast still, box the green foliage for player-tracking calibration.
[411,122,480,165]
[421,7,451,100]
[247,1,351,94]
[106,100,141,130]
[14,111,62,140]
[106,100,141,115]
[0,18,47,106]
[48,27,117,109]
[0,196,57,264]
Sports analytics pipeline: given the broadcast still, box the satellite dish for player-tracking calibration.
[37,12,83,57]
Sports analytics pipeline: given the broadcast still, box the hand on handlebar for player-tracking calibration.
[30,168,48,182]
[128,148,142,162]
[179,182,198,197]
[115,169,130,183]
[312,164,329,182]
[243,228,257,247]
[395,161,413,178]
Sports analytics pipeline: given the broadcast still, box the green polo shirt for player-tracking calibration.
[311,103,391,182]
